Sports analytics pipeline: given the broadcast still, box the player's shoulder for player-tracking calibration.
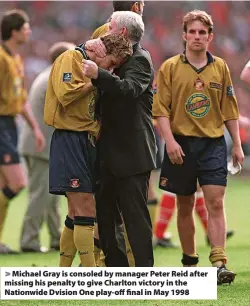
[159,54,181,71]
[91,23,109,39]
[212,55,228,68]
[55,49,80,63]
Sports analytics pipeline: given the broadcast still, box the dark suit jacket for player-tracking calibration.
[92,43,157,178]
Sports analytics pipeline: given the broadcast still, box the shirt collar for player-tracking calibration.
[1,44,13,56]
[180,51,215,65]
[75,44,90,60]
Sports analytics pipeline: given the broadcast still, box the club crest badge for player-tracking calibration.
[70,179,80,188]
[194,78,204,91]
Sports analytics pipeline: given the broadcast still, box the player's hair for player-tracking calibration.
[101,33,132,60]
[113,1,137,12]
[1,9,29,41]
[49,42,76,63]
[110,11,144,42]
[183,10,213,34]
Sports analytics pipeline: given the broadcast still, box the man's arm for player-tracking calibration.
[220,62,244,166]
[156,116,185,165]
[20,103,45,152]
[225,119,244,166]
[152,63,184,164]
[83,55,152,99]
[240,61,250,85]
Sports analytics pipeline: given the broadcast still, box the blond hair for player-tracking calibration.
[101,33,133,60]
[183,10,213,34]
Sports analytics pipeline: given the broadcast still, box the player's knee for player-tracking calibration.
[75,204,96,218]
[72,194,96,217]
[207,198,224,216]
[177,195,195,216]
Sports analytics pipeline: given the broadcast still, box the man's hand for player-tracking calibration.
[82,60,99,79]
[232,144,244,166]
[85,38,106,58]
[33,127,45,152]
[166,139,185,164]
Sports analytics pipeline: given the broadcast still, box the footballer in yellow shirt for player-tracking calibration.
[44,33,132,268]
[153,9,244,284]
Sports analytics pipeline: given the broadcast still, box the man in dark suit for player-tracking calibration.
[83,11,157,267]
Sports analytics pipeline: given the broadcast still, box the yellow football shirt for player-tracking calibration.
[0,45,27,116]
[44,49,100,137]
[153,52,239,138]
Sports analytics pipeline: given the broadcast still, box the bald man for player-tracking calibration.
[19,42,76,253]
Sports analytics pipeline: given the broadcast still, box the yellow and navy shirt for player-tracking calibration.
[44,48,100,137]
[152,52,239,138]
[91,23,109,39]
[0,45,27,116]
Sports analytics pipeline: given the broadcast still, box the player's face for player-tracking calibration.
[13,22,32,45]
[96,54,123,71]
[183,20,213,52]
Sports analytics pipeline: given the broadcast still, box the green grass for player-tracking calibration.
[0,177,250,306]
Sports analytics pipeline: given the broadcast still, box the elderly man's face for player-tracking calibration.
[108,20,127,37]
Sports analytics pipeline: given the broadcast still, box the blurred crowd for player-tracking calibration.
[1,1,250,145]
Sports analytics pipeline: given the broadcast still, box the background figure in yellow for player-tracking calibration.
[44,34,132,267]
[0,9,45,254]
[153,10,244,285]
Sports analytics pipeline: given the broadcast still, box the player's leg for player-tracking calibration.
[93,223,105,267]
[0,117,27,253]
[176,194,199,267]
[195,184,234,245]
[49,129,96,267]
[21,157,49,252]
[199,136,235,284]
[195,185,208,232]
[159,135,198,266]
[67,192,96,267]
[154,190,176,247]
[0,164,27,253]
[59,204,76,267]
[202,184,235,284]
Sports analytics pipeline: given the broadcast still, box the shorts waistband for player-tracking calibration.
[54,129,97,146]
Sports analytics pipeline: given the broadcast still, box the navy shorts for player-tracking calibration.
[159,135,227,195]
[49,129,97,195]
[0,116,20,165]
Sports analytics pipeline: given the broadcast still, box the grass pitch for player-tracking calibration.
[0,177,249,306]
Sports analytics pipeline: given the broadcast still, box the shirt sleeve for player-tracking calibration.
[152,61,172,118]
[0,56,9,102]
[51,51,90,107]
[220,63,239,121]
[92,55,152,99]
